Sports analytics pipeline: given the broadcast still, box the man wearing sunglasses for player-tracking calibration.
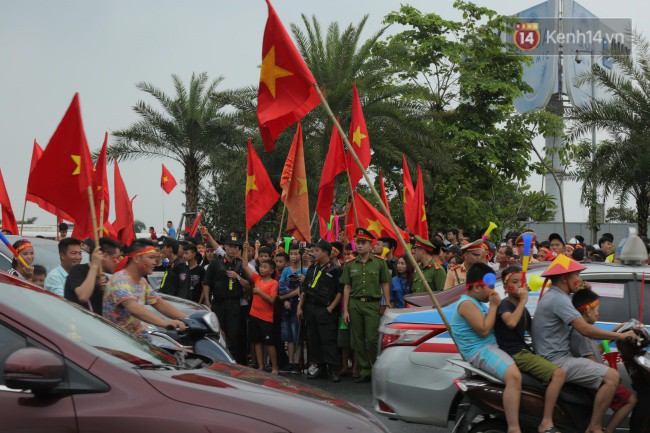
[64,237,123,315]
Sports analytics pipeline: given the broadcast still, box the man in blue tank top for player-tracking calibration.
[451,262,522,433]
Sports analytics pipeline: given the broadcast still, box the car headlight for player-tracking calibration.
[203,312,220,334]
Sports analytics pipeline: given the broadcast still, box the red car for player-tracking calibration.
[0,274,388,432]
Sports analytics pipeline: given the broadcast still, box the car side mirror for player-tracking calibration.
[4,347,65,393]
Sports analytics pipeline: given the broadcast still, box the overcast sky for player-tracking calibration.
[0,0,646,232]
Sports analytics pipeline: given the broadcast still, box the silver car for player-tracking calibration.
[373,262,650,427]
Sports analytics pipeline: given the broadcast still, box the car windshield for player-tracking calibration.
[0,283,177,366]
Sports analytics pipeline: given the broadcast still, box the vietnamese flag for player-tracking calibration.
[161,164,177,194]
[412,165,429,240]
[189,210,204,237]
[246,139,280,230]
[349,192,409,257]
[280,124,311,242]
[26,94,95,239]
[112,158,136,246]
[25,140,73,222]
[315,122,347,222]
[93,133,110,228]
[346,84,371,189]
[257,0,320,151]
[402,154,417,233]
[0,170,18,235]
[378,170,391,217]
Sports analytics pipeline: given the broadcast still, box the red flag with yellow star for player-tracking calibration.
[93,132,110,230]
[26,94,95,239]
[161,164,177,194]
[25,140,73,222]
[0,169,18,235]
[411,165,429,240]
[378,170,391,217]
[402,154,417,233]
[246,139,280,230]
[350,192,409,257]
[112,158,136,246]
[346,84,371,189]
[315,122,347,222]
[280,123,311,242]
[257,0,320,152]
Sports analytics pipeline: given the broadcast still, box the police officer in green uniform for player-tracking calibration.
[411,236,447,293]
[342,228,391,383]
[298,240,343,382]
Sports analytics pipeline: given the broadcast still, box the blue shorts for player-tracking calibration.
[469,344,514,380]
[281,313,299,343]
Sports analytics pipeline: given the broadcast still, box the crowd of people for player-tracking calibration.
[4,220,650,428]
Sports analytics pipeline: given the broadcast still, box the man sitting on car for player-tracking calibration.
[531,254,638,433]
[103,240,187,339]
[451,262,523,433]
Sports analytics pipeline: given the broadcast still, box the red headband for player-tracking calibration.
[114,247,159,272]
[15,242,33,253]
[577,299,599,313]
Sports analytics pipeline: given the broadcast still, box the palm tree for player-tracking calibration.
[109,72,242,216]
[568,33,650,236]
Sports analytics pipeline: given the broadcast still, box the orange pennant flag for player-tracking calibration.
[246,139,280,230]
[412,165,429,240]
[346,84,371,189]
[280,123,311,242]
[402,154,417,233]
[257,0,320,151]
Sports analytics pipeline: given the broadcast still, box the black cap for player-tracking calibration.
[442,244,461,255]
[224,235,242,247]
[355,227,375,241]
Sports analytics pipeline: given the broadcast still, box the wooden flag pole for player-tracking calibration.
[86,186,100,245]
[345,170,360,227]
[19,200,27,236]
[277,200,287,241]
[98,199,105,239]
[313,84,460,355]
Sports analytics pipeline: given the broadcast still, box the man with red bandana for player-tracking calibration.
[531,254,638,433]
[103,239,187,339]
[494,266,566,433]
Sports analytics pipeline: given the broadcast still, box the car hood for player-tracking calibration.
[139,362,388,433]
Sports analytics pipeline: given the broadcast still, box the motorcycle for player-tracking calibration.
[148,311,236,363]
[450,319,650,433]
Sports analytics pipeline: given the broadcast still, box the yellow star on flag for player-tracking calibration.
[162,176,168,183]
[246,174,258,195]
[352,125,366,147]
[71,155,81,175]
[421,205,427,222]
[297,177,308,195]
[260,46,293,98]
[366,218,384,237]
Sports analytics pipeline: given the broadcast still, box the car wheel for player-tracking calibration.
[468,419,507,433]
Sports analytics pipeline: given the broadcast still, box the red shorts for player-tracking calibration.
[589,384,632,411]
[610,384,633,411]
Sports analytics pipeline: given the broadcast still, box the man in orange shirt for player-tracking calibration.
[242,242,280,374]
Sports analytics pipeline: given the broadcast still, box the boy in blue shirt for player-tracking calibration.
[451,262,522,433]
[279,245,307,373]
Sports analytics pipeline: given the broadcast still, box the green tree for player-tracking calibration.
[133,219,147,233]
[568,33,650,235]
[109,73,241,221]
[606,205,637,223]
[378,1,559,233]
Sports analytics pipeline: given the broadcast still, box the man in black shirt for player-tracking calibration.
[297,240,343,382]
[159,237,191,298]
[64,237,122,315]
[183,243,205,303]
[494,266,566,433]
[202,235,251,364]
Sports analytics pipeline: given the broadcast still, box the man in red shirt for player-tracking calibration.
[242,242,279,374]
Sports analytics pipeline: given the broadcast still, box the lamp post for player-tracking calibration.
[575,48,599,244]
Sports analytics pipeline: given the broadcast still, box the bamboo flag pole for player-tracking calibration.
[19,200,27,236]
[345,169,360,227]
[98,199,105,239]
[86,186,100,245]
[313,84,459,353]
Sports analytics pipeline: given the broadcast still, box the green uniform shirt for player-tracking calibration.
[341,255,391,298]
[412,260,447,293]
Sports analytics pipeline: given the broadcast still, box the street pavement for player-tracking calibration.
[290,373,451,433]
